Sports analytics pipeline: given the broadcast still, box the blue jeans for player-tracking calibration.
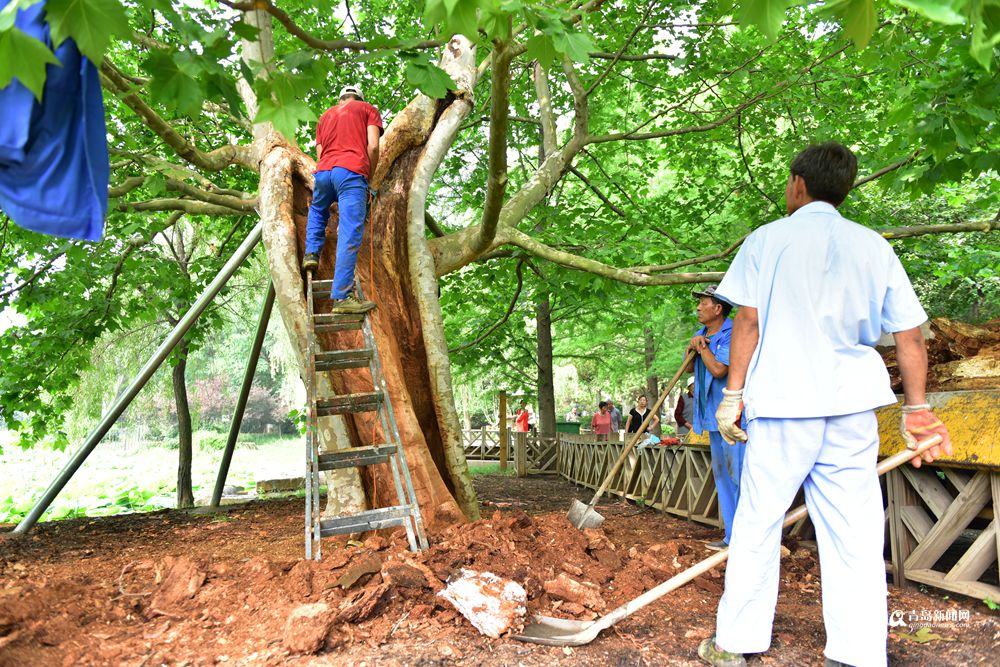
[305,167,369,300]
[709,430,746,544]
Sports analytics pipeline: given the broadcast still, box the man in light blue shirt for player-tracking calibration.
[687,284,745,551]
[697,143,952,667]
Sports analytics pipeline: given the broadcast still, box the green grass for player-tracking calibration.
[0,431,304,524]
[468,462,515,476]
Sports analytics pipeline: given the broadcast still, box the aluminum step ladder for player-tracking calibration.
[304,274,429,560]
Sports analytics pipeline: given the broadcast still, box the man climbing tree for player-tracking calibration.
[302,85,383,314]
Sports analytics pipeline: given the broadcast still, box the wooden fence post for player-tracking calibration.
[499,391,508,471]
[515,432,527,477]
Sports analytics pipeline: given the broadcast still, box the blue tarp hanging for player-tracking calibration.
[0,1,109,242]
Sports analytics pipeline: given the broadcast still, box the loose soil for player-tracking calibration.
[2,475,997,666]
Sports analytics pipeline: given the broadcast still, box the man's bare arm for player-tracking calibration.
[726,307,759,390]
[367,125,380,183]
[894,325,952,467]
[316,143,323,163]
[894,326,928,406]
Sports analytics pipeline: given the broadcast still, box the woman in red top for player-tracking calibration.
[514,403,530,432]
[591,401,612,441]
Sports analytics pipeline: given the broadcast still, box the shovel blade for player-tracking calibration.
[567,499,604,530]
[513,615,602,646]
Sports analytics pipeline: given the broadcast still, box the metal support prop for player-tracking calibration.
[13,222,264,534]
[210,280,276,508]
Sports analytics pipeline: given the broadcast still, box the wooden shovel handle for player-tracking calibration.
[586,350,697,506]
[595,434,944,631]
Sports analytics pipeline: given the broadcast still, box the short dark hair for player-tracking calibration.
[598,401,608,409]
[790,142,858,206]
[712,297,733,318]
[340,93,362,102]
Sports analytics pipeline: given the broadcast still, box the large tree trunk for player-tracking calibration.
[536,293,556,438]
[257,37,481,528]
[643,326,661,435]
[172,341,194,509]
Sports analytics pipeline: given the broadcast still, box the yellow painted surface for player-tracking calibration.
[679,390,999,469]
[877,390,1000,469]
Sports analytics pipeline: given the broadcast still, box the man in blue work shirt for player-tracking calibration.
[697,143,952,667]
[687,284,744,552]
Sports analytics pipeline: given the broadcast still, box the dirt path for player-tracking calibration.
[1,474,997,666]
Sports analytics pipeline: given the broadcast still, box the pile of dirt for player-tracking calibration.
[3,484,997,666]
[879,317,1000,392]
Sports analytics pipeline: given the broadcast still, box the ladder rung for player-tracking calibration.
[316,392,383,416]
[317,444,397,471]
[318,505,414,537]
[316,348,373,371]
[314,312,366,328]
[311,279,335,293]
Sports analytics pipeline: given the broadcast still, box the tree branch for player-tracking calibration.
[589,51,678,61]
[500,227,724,286]
[115,199,249,216]
[475,41,514,254]
[588,42,851,145]
[449,261,525,353]
[100,60,252,172]
[425,211,447,238]
[586,5,650,96]
[0,244,71,299]
[569,166,626,217]
[853,150,920,187]
[217,0,442,52]
[879,219,1000,239]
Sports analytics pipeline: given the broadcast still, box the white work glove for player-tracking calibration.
[900,403,952,468]
[716,388,747,444]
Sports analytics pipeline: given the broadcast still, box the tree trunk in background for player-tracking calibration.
[644,326,661,435]
[535,293,556,438]
[173,340,194,509]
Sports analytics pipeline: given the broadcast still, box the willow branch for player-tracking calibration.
[449,261,525,353]
[100,60,252,172]
[218,0,441,52]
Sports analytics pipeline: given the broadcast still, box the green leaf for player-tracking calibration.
[254,97,316,142]
[554,29,593,62]
[890,0,966,24]
[526,33,557,67]
[143,51,205,118]
[969,0,1000,69]
[737,0,790,39]
[444,0,480,39]
[403,58,456,98]
[0,26,59,100]
[825,0,878,49]
[231,21,260,42]
[46,0,130,63]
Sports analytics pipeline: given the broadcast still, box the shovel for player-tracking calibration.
[567,350,696,530]
[517,434,943,646]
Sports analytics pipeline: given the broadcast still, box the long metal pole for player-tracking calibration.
[210,281,275,508]
[13,221,264,534]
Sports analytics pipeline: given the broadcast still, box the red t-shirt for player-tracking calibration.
[591,411,612,435]
[315,100,383,178]
[515,410,530,432]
